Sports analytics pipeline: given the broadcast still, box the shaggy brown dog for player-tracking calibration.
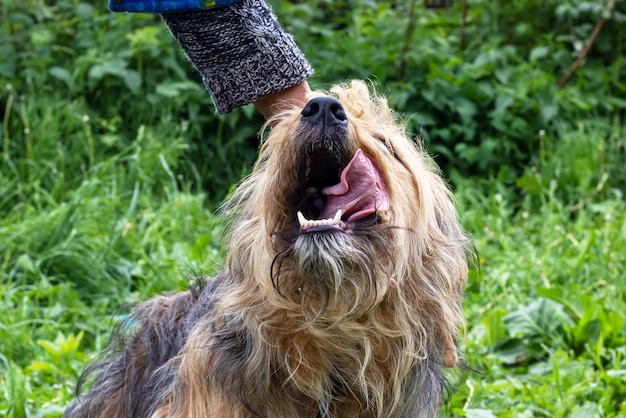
[65,81,471,418]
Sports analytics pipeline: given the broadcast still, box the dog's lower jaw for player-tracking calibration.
[294,231,357,289]
[292,229,390,317]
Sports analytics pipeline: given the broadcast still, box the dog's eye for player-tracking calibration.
[374,135,391,150]
[374,135,386,144]
[374,135,398,158]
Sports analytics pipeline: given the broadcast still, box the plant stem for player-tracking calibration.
[460,0,469,51]
[398,0,418,82]
[19,95,32,162]
[3,91,14,157]
[558,0,616,89]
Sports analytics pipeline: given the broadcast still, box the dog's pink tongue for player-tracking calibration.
[321,149,389,222]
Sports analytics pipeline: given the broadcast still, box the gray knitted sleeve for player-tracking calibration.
[161,0,313,114]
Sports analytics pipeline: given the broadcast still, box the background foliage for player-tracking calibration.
[1,0,625,416]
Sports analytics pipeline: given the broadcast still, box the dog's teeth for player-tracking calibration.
[332,209,342,224]
[297,211,308,227]
[298,210,343,230]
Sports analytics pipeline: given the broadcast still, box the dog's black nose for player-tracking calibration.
[301,97,348,127]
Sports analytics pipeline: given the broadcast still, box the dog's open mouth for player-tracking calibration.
[298,149,389,234]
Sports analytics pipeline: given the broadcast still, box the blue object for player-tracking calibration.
[109,0,243,13]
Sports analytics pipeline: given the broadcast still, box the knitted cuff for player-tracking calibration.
[162,0,314,113]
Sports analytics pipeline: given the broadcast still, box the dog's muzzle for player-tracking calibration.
[296,97,389,234]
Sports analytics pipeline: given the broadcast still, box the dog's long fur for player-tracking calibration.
[65,81,471,418]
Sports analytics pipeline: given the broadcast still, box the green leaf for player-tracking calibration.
[570,402,601,418]
[25,361,58,374]
[36,340,62,361]
[606,370,626,380]
[503,298,573,338]
[530,46,550,62]
[481,308,507,346]
[123,70,142,92]
[466,409,498,418]
[540,103,559,124]
[48,66,74,90]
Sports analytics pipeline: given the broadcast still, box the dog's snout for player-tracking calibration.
[301,97,348,128]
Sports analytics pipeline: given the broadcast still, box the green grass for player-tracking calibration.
[1,87,625,417]
[0,89,226,416]
[446,121,626,417]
